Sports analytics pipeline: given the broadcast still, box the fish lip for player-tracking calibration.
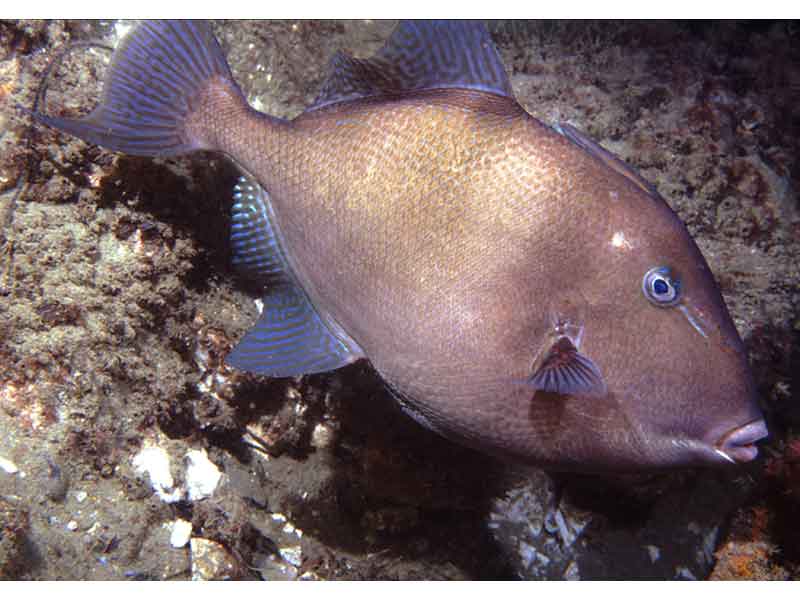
[712,418,769,464]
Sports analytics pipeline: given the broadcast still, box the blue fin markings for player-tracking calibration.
[309,20,513,111]
[227,175,363,377]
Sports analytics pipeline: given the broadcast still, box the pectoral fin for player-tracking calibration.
[529,337,607,397]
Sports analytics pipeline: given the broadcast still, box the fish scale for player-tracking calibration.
[33,20,767,471]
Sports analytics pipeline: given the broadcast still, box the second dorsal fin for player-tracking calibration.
[308,20,513,111]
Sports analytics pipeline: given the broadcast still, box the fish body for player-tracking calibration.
[34,20,767,471]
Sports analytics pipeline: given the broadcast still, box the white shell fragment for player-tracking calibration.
[131,444,222,504]
[0,455,19,474]
[170,519,193,548]
[185,449,222,501]
[132,445,182,503]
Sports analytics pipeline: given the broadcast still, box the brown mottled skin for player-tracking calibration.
[194,84,761,470]
[35,21,765,471]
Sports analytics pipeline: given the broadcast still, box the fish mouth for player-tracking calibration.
[711,419,769,464]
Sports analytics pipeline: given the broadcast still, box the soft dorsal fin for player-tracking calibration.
[227,175,364,377]
[308,20,513,111]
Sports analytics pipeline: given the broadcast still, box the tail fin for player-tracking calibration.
[33,20,243,157]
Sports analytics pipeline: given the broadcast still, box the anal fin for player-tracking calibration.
[227,175,362,377]
[227,284,360,376]
[230,176,290,286]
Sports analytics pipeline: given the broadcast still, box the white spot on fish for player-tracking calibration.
[610,230,632,250]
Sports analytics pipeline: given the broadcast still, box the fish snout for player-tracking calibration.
[711,418,769,464]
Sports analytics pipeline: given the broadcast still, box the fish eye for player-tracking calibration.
[642,266,681,306]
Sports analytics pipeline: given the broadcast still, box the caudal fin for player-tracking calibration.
[33,20,243,157]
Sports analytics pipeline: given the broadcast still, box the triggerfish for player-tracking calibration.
[34,20,768,471]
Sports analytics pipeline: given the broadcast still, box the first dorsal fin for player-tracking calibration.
[308,20,513,111]
[227,175,363,377]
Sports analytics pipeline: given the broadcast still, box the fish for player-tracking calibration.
[33,20,768,471]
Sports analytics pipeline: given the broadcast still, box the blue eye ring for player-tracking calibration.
[642,266,681,306]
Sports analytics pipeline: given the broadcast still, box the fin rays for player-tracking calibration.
[33,20,242,157]
[309,20,513,111]
[226,175,363,377]
[529,336,607,398]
